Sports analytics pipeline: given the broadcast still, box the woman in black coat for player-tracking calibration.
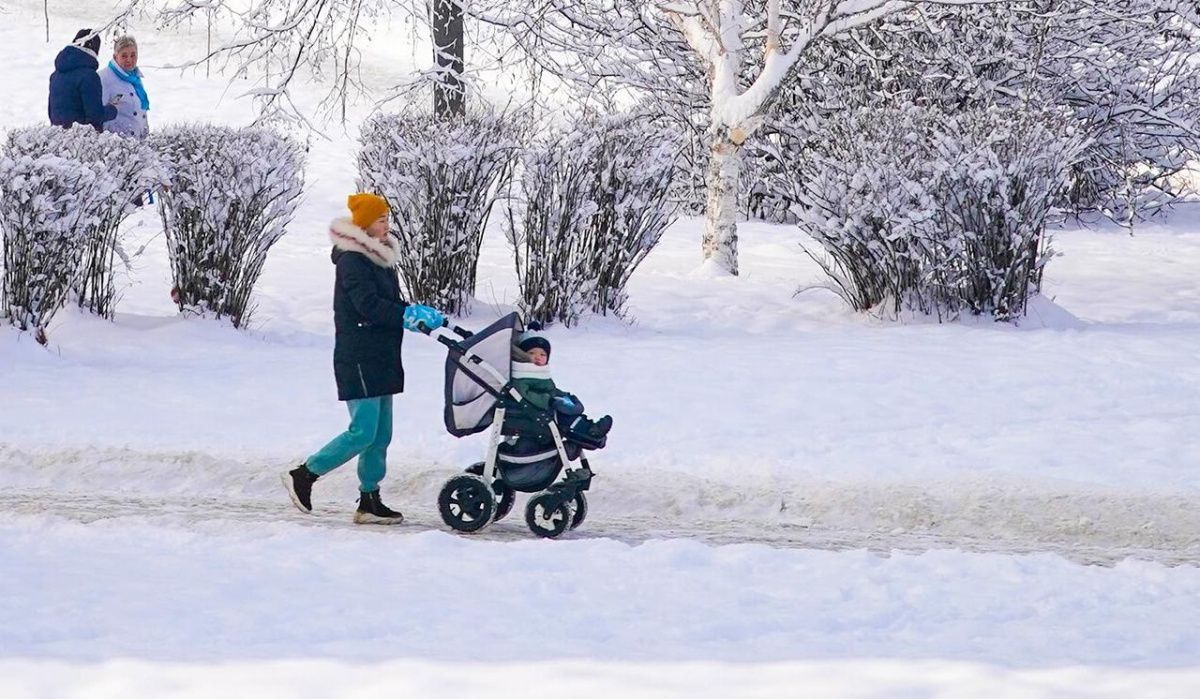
[282,193,443,524]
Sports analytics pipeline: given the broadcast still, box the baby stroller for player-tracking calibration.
[419,312,603,538]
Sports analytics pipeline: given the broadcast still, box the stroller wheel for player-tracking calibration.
[465,462,515,522]
[569,492,588,530]
[525,492,574,539]
[438,474,497,533]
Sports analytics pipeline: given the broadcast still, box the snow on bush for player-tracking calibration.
[672,128,711,217]
[785,2,1200,223]
[0,127,157,342]
[797,105,1086,321]
[3,125,161,320]
[151,125,304,328]
[1048,2,1200,220]
[0,155,97,342]
[357,111,521,315]
[507,115,680,326]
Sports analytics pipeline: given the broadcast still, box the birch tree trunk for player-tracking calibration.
[703,132,743,274]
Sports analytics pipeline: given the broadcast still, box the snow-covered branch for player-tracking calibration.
[154,0,430,123]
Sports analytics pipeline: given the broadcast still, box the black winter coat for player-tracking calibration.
[48,46,117,131]
[328,219,408,401]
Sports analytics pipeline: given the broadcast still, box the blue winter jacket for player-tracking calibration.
[48,46,117,130]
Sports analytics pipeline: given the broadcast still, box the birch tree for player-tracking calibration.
[473,1,1012,275]
[663,1,958,275]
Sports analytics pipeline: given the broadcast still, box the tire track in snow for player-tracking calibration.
[0,488,1196,568]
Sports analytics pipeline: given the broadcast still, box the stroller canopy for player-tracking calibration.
[443,312,522,437]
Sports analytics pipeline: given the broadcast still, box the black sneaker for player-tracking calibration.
[282,464,318,514]
[354,490,403,525]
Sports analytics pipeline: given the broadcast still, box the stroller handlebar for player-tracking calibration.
[417,318,473,338]
[422,318,475,351]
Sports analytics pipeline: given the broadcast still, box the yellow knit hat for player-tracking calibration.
[347,193,390,229]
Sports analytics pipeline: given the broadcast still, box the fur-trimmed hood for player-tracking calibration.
[329,217,400,269]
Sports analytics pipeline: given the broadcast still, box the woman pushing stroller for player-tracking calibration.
[282,193,445,524]
[282,194,611,531]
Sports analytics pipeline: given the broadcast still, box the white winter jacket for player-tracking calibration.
[98,65,149,139]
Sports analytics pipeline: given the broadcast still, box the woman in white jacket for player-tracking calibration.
[98,35,149,140]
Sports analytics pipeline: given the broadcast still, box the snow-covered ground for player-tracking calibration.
[2,2,1200,696]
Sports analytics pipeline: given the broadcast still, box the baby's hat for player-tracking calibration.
[517,326,551,358]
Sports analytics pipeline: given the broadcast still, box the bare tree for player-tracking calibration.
[152,0,379,122]
[153,0,476,123]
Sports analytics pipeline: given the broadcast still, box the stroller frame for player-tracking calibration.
[424,317,595,538]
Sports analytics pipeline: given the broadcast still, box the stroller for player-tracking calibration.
[419,312,603,538]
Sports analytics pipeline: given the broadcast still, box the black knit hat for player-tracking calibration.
[73,28,101,55]
[517,333,551,358]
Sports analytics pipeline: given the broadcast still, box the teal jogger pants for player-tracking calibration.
[306,395,393,492]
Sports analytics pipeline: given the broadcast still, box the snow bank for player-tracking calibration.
[1,518,1198,667]
[4,658,1199,699]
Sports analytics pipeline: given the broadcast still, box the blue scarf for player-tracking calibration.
[108,60,150,111]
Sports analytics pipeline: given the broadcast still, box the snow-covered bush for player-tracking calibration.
[1050,2,1200,220]
[0,154,100,343]
[151,125,304,328]
[3,126,161,319]
[798,105,1085,320]
[783,2,1200,223]
[508,136,594,326]
[508,116,680,326]
[672,126,711,218]
[357,110,521,314]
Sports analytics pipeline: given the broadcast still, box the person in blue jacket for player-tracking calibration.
[48,28,118,131]
[282,193,446,525]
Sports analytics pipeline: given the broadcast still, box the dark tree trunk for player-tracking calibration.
[432,0,465,118]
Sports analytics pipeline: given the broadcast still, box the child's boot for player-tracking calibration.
[592,415,613,437]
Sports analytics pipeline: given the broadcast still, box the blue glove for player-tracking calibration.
[553,394,584,416]
[403,304,445,332]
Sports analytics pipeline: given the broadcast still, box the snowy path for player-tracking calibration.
[2,443,1197,567]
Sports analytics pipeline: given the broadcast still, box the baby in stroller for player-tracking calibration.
[511,329,613,447]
